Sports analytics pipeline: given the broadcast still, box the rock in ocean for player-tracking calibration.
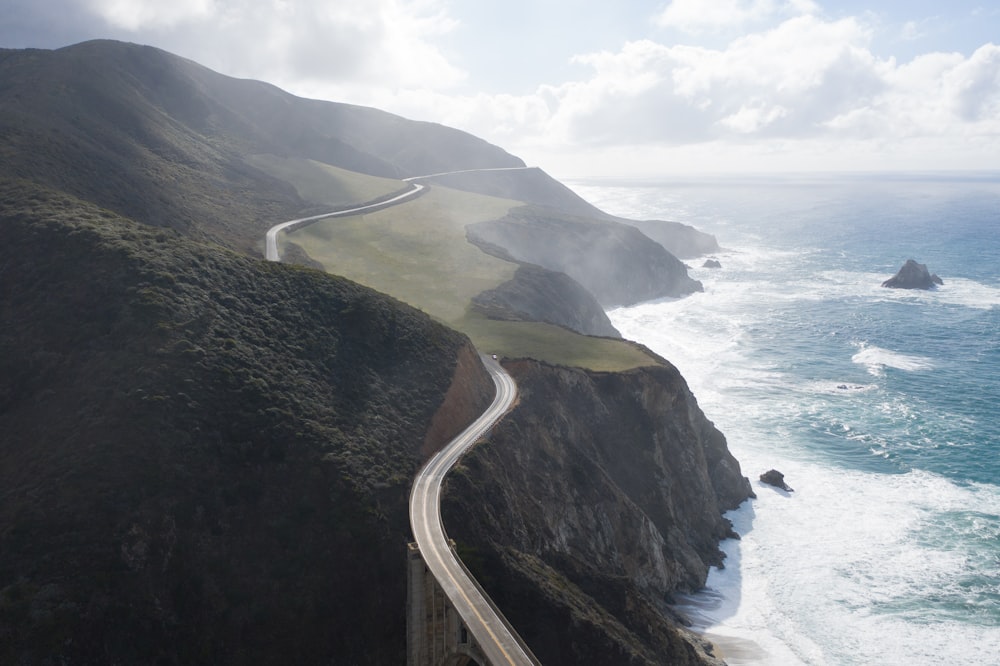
[882,259,943,289]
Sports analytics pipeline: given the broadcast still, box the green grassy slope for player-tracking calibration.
[0,180,488,664]
[245,154,406,208]
[287,185,658,370]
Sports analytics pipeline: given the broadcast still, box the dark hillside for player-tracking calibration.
[0,181,493,664]
[0,40,522,252]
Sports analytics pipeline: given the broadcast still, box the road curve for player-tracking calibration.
[264,183,425,261]
[264,171,538,663]
[410,357,539,666]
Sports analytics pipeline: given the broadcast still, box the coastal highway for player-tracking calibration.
[266,166,537,261]
[264,183,425,261]
[402,165,534,181]
[409,357,540,666]
[265,168,538,663]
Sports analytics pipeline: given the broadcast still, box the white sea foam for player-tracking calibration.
[598,176,1000,665]
[851,344,934,374]
[683,461,1000,666]
[610,288,1000,666]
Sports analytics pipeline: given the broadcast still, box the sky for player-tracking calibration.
[3,0,1000,178]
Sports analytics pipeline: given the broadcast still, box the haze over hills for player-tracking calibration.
[0,40,751,665]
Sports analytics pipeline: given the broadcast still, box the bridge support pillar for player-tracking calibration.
[407,542,486,666]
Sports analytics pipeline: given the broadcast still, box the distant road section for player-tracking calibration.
[410,358,539,666]
[402,166,534,181]
[264,183,425,261]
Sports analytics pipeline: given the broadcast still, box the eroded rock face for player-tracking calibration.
[443,358,754,666]
[467,207,704,308]
[759,469,793,492]
[882,259,943,289]
[471,264,621,338]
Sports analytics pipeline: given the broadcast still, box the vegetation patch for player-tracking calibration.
[0,179,480,664]
[289,186,660,371]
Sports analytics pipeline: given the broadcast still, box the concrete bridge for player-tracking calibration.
[407,542,488,666]
[407,360,540,666]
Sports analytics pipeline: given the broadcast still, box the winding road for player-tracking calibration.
[409,357,538,666]
[264,171,538,664]
[264,183,425,262]
[265,165,533,262]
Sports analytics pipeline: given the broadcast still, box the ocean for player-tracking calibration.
[569,174,1000,665]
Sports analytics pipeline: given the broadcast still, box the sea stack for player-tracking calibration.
[882,259,943,289]
[760,469,794,492]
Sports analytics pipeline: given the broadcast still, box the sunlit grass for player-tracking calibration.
[289,186,519,324]
[458,312,659,371]
[289,185,661,371]
[247,154,404,206]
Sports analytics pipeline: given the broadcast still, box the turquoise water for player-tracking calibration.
[572,174,1000,665]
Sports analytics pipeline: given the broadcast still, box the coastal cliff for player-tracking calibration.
[468,206,703,308]
[442,357,754,665]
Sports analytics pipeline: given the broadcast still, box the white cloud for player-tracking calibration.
[653,0,819,34]
[84,0,465,92]
[395,15,999,175]
[900,20,925,42]
[24,1,998,175]
[87,0,213,30]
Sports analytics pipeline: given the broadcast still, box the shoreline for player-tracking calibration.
[700,630,768,665]
[676,591,769,665]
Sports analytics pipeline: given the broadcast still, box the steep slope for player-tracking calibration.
[444,359,754,665]
[0,181,494,664]
[468,206,704,307]
[471,264,622,338]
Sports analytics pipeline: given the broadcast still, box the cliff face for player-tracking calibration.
[471,264,621,338]
[442,359,754,665]
[623,218,721,259]
[468,206,703,308]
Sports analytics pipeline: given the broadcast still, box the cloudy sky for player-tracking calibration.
[4,0,999,177]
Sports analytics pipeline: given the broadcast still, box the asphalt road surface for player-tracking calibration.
[409,357,539,666]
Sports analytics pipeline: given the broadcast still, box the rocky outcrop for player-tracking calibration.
[882,259,943,289]
[468,206,703,308]
[471,264,621,338]
[702,259,722,269]
[443,358,754,666]
[759,469,793,492]
[624,218,721,259]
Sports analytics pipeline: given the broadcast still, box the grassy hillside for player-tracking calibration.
[245,154,406,208]
[0,180,493,664]
[286,185,658,370]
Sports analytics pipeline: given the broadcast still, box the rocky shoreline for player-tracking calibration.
[443,357,754,665]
